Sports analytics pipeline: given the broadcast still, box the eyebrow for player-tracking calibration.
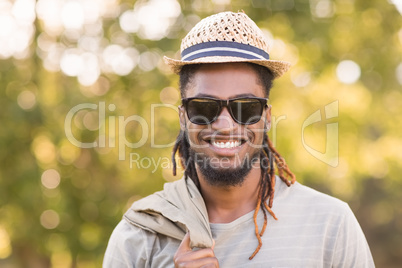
[194,93,257,98]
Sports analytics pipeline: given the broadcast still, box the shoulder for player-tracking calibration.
[273,179,356,233]
[275,179,351,215]
[271,179,374,266]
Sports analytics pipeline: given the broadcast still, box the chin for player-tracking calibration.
[191,149,261,187]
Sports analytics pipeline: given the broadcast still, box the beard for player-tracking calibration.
[189,148,261,187]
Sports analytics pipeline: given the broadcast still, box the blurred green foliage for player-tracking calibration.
[0,0,401,267]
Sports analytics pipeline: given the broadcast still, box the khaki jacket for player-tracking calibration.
[124,177,213,249]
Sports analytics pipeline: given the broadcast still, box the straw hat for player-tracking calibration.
[163,11,291,79]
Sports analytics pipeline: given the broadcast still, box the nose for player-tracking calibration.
[211,106,237,132]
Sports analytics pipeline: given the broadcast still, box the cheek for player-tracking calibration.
[247,123,266,144]
[186,124,204,144]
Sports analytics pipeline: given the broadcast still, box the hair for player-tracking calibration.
[172,63,296,260]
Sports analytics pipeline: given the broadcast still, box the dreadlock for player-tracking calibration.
[171,63,296,260]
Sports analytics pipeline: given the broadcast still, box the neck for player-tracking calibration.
[196,163,261,224]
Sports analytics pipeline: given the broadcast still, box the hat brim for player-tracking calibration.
[163,56,291,79]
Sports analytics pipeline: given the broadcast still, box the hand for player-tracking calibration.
[174,232,219,268]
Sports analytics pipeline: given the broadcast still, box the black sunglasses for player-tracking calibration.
[182,97,268,125]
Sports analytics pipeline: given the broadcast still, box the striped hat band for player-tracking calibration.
[181,41,270,62]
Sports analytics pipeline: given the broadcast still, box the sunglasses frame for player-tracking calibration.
[182,96,269,125]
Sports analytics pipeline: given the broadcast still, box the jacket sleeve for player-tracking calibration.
[332,206,375,268]
[103,220,154,268]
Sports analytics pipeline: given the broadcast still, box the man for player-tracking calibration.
[104,12,374,267]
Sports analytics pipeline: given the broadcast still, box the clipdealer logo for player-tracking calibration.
[301,100,339,167]
[64,101,339,167]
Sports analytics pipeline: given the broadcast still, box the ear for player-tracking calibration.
[264,104,272,131]
[178,105,187,131]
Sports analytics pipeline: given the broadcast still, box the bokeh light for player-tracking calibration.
[0,0,35,59]
[17,90,36,110]
[291,70,311,87]
[41,169,61,189]
[390,0,402,14]
[102,45,138,75]
[0,226,12,259]
[40,210,60,229]
[60,49,84,77]
[32,135,57,165]
[139,51,161,72]
[35,0,142,85]
[61,1,84,29]
[310,0,335,18]
[13,0,36,23]
[336,60,361,84]
[120,0,181,40]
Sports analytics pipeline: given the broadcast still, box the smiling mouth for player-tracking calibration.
[203,135,248,150]
[211,140,242,149]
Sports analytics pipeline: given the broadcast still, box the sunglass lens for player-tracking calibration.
[230,99,263,124]
[187,99,219,124]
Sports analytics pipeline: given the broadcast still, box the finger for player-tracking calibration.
[175,247,216,264]
[211,239,215,250]
[176,231,192,255]
[185,257,219,268]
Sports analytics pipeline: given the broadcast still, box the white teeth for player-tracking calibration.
[212,141,241,149]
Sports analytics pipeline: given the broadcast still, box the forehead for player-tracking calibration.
[185,63,265,99]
